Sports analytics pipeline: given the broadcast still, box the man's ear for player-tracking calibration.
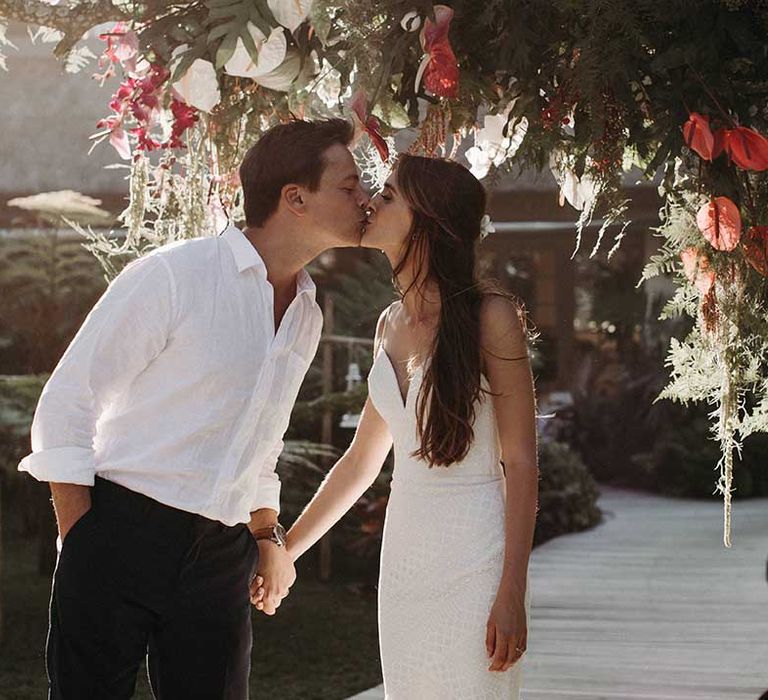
[282,184,306,217]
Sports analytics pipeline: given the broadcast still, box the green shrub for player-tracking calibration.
[0,375,46,479]
[534,440,602,546]
[630,405,768,499]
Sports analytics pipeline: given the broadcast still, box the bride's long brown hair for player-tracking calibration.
[392,154,523,468]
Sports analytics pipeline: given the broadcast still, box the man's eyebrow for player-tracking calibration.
[341,174,359,183]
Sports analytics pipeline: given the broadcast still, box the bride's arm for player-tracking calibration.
[480,294,539,672]
[285,396,393,562]
[286,308,394,562]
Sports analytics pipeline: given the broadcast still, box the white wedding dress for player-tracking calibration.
[368,346,531,699]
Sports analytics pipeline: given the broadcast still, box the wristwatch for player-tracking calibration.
[251,523,287,548]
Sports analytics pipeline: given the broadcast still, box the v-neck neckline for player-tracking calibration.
[378,347,424,410]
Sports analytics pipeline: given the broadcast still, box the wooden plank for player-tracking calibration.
[348,487,768,699]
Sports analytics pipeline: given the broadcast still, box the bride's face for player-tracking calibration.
[359,173,414,253]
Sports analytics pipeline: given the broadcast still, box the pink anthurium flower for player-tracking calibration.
[695,196,742,251]
[718,126,768,171]
[350,91,389,162]
[682,112,716,161]
[680,247,715,295]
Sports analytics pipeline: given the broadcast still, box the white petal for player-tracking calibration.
[173,58,220,112]
[254,51,301,92]
[224,23,267,78]
[400,11,422,32]
[267,0,313,33]
[465,146,491,179]
[549,151,598,211]
[254,27,287,76]
[481,113,507,147]
[224,37,258,77]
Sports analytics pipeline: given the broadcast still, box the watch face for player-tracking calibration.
[274,523,287,546]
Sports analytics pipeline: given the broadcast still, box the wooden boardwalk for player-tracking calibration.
[349,487,768,700]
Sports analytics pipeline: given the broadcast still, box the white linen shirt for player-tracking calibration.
[19,225,323,526]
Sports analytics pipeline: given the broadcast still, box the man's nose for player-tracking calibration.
[356,186,370,209]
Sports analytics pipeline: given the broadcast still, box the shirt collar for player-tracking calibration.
[221,225,317,302]
[221,225,265,275]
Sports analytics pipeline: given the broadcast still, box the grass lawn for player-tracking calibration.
[0,536,382,699]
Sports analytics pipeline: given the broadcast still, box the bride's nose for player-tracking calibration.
[366,194,382,216]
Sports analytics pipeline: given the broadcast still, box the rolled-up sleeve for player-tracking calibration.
[18,253,176,485]
[250,440,283,514]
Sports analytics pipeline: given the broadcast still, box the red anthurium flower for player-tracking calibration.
[695,196,742,251]
[680,247,715,295]
[720,126,768,171]
[712,127,726,159]
[742,226,768,277]
[683,113,716,161]
[415,5,459,98]
[350,91,389,162]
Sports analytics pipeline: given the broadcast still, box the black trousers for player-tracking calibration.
[47,477,260,700]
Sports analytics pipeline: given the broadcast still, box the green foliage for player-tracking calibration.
[0,232,105,371]
[0,376,46,473]
[630,404,768,499]
[534,441,602,547]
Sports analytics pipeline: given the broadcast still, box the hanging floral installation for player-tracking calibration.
[1,0,768,545]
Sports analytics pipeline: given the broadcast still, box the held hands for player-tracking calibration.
[249,540,296,615]
[486,586,528,673]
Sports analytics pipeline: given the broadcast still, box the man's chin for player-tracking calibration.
[328,227,368,249]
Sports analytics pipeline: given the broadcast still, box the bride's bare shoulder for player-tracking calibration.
[479,293,528,356]
[374,301,401,349]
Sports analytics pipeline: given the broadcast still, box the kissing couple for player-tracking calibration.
[20,117,538,700]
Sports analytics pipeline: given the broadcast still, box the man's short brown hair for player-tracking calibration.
[239,118,355,227]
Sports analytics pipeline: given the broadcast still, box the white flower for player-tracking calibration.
[268,0,313,33]
[224,25,287,79]
[314,59,351,108]
[464,100,528,180]
[465,145,493,179]
[479,214,495,240]
[172,56,220,112]
[548,150,599,211]
[400,10,422,32]
[253,50,301,92]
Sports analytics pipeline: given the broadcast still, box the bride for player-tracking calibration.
[266,154,538,699]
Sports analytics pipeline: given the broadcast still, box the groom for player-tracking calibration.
[18,118,368,699]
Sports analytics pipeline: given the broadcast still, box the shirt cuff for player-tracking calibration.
[250,477,281,516]
[18,446,96,485]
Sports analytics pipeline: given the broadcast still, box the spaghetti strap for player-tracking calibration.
[375,303,396,356]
